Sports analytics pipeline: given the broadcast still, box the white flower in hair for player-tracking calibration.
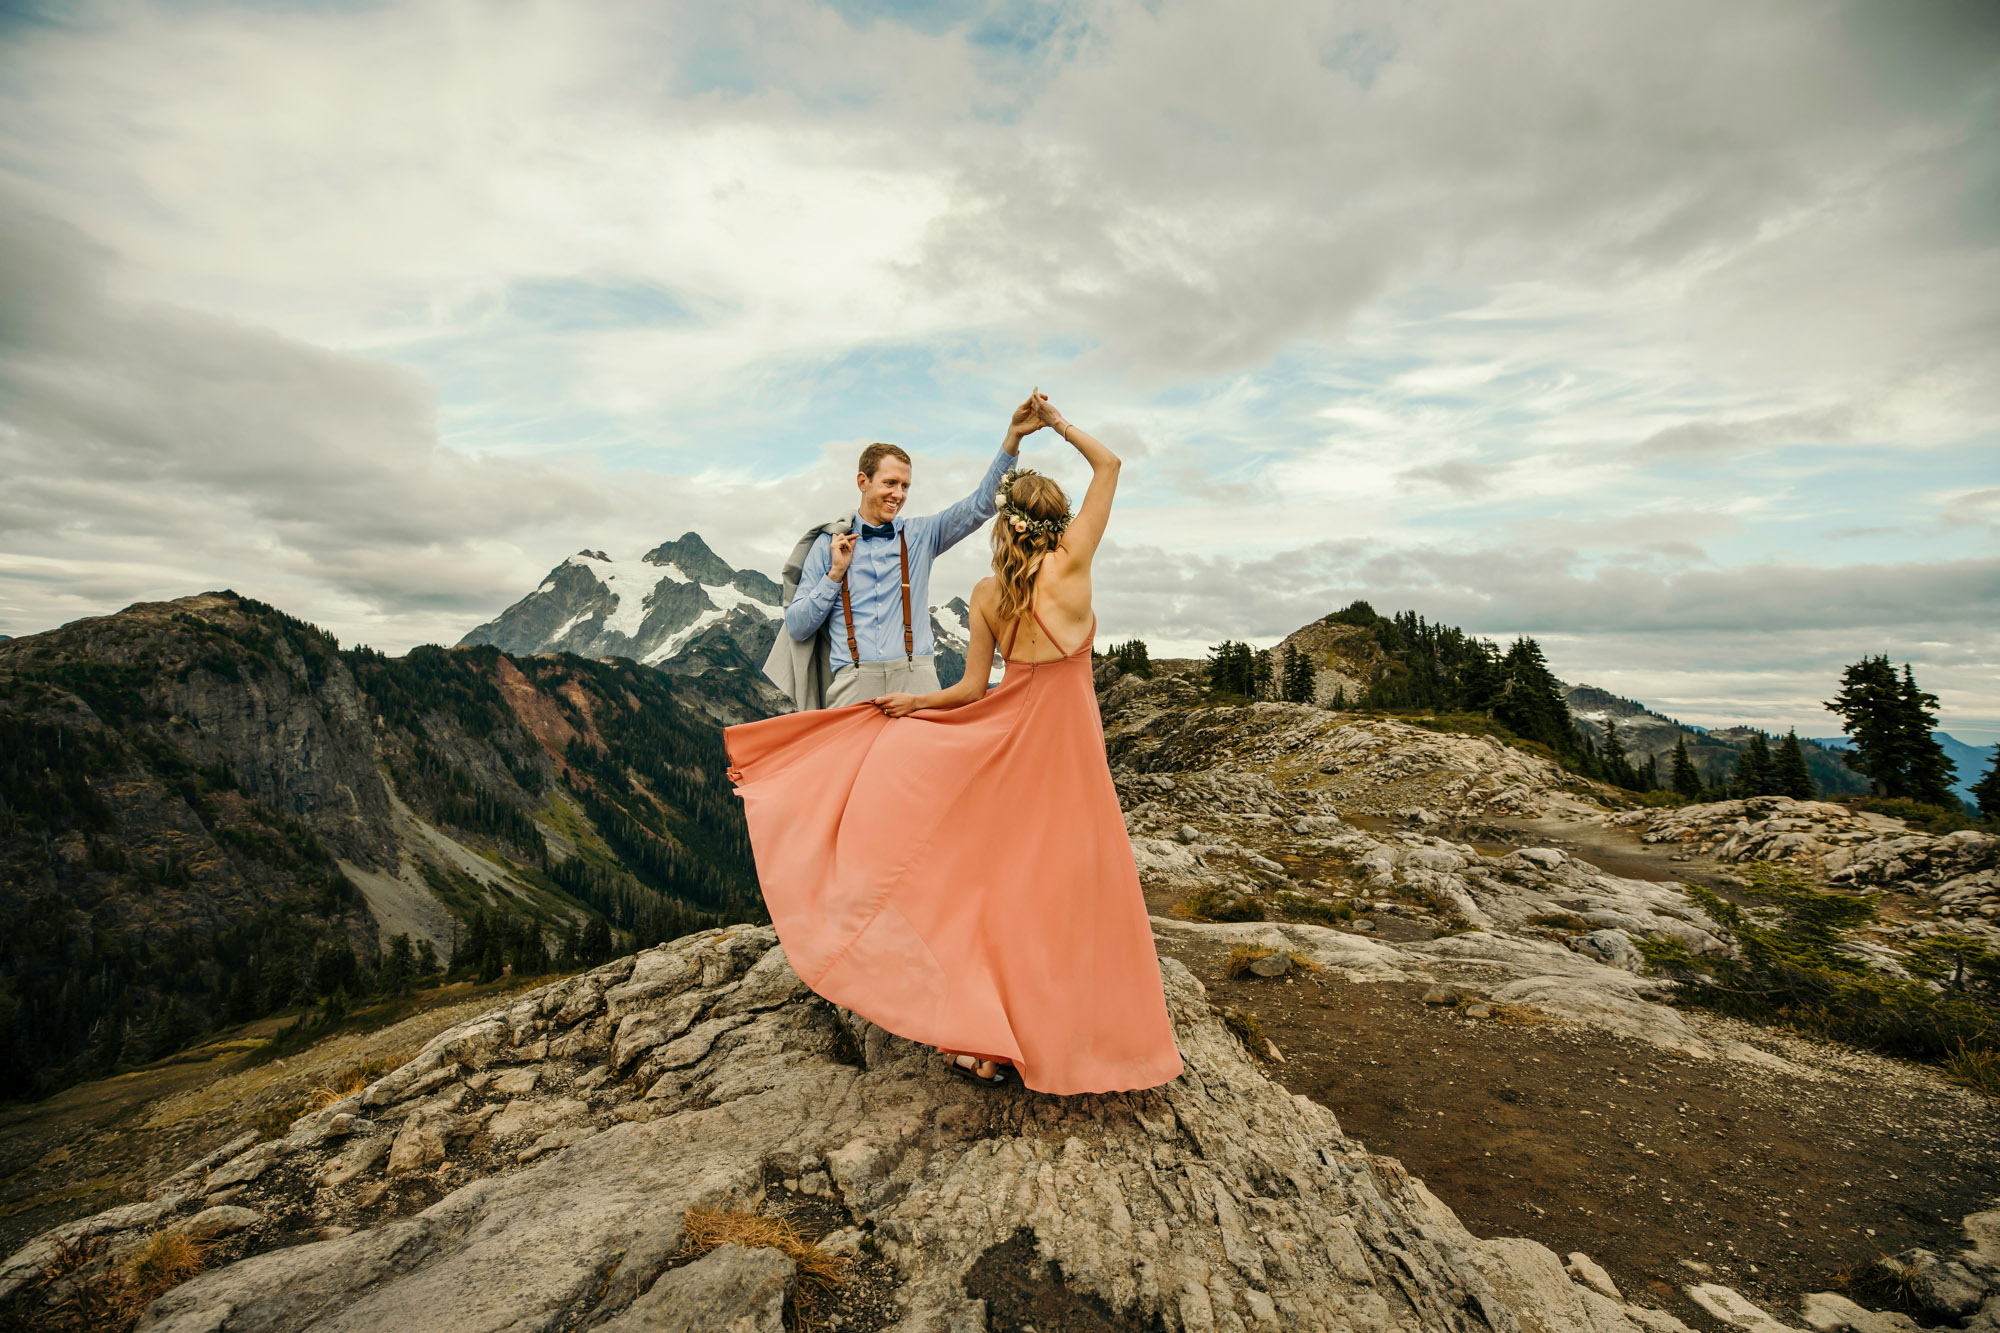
[1012,517,1028,532]
[994,491,1006,507]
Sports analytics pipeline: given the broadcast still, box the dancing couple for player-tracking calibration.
[727,391,1183,1095]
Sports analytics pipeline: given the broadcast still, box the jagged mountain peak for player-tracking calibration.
[463,534,782,678]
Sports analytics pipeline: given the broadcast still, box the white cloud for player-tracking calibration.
[0,0,1995,737]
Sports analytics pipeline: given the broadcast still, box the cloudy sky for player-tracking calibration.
[2,0,1996,740]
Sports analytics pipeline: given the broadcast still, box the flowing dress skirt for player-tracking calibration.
[723,629,1183,1095]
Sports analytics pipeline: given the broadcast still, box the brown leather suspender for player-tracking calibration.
[899,533,913,662]
[839,531,913,667]
[840,570,860,666]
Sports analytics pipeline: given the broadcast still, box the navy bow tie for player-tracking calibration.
[859,521,896,541]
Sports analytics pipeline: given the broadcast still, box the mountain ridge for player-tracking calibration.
[0,591,761,1099]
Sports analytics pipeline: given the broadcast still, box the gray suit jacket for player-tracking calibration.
[760,516,852,711]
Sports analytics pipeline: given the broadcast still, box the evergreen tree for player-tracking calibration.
[1107,640,1152,678]
[1640,754,1660,791]
[1826,656,1904,795]
[1670,736,1702,799]
[377,934,414,996]
[1970,747,2000,819]
[1600,722,1636,790]
[1895,665,1958,808]
[1494,638,1575,751]
[1774,730,1817,800]
[414,938,439,978]
[1280,644,1316,703]
[1458,643,1504,715]
[1734,733,1773,797]
[1251,650,1274,700]
[1205,641,1259,698]
[581,916,614,965]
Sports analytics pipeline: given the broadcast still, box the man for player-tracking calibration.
[782,398,1036,708]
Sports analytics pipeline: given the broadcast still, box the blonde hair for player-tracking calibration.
[990,472,1071,625]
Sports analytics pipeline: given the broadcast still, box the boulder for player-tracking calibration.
[596,1243,794,1333]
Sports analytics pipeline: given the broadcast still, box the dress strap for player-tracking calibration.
[1029,605,1071,658]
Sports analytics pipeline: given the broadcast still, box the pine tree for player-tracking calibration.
[1825,656,1903,795]
[1774,730,1817,800]
[1108,640,1153,678]
[1969,747,2000,819]
[1206,641,1260,698]
[1671,736,1702,799]
[1734,733,1773,797]
[1640,754,1659,791]
[1600,722,1636,790]
[377,934,414,996]
[1895,665,1958,808]
[1495,638,1575,751]
[1251,650,1274,701]
[582,916,614,964]
[1280,644,1316,703]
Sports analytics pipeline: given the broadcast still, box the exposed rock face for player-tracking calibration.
[7,927,1714,1333]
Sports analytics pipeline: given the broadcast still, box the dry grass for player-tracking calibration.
[674,1208,848,1329]
[1224,945,1322,979]
[1219,1007,1267,1056]
[1224,945,1277,978]
[1945,1042,2000,1097]
[1489,1003,1555,1027]
[32,1230,209,1332]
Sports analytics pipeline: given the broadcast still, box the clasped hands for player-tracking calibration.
[1008,386,1069,442]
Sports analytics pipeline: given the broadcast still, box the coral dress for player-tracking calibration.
[723,609,1184,1095]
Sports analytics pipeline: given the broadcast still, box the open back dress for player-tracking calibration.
[722,605,1184,1095]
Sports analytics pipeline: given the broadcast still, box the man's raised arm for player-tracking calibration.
[922,443,1020,556]
[784,534,843,642]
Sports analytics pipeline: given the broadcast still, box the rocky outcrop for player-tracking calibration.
[1606,799,2000,932]
[5,926,1719,1333]
[1101,673,1602,821]
[1103,701,1747,1060]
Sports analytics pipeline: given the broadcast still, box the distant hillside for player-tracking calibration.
[1812,733,1996,811]
[1564,685,1867,796]
[0,592,761,1099]
[1274,604,1874,797]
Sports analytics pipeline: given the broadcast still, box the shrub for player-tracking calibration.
[1178,887,1267,923]
[1640,860,1999,1080]
[1273,892,1351,925]
[1844,796,1978,834]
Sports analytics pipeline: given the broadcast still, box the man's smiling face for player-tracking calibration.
[858,455,912,526]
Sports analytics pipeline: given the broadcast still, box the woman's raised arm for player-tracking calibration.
[1033,391,1118,566]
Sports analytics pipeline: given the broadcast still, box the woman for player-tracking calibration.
[723,392,1182,1094]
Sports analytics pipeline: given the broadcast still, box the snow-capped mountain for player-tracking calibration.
[930,596,971,687]
[459,534,782,676]
[462,537,993,699]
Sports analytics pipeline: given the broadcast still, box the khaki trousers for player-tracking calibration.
[824,655,942,708]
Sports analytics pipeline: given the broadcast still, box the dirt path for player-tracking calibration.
[1154,927,2000,1333]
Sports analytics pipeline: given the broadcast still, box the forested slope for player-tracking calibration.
[0,592,761,1099]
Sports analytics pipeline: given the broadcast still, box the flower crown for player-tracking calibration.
[994,467,1072,540]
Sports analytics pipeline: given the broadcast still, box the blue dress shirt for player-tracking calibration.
[785,445,1017,672]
